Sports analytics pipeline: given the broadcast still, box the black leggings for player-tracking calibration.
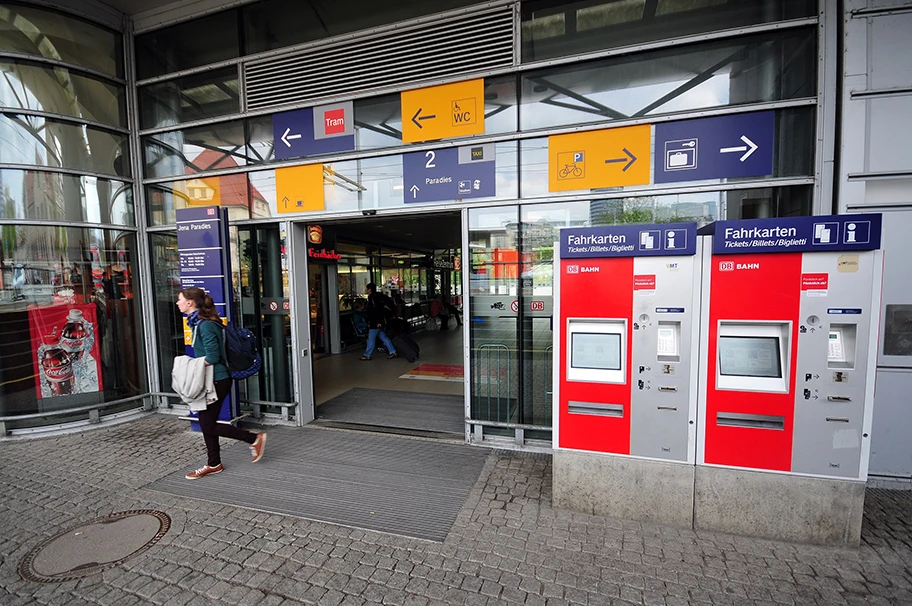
[197,378,256,467]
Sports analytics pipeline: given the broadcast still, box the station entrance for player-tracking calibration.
[239,211,466,438]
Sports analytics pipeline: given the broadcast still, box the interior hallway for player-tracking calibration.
[313,326,464,406]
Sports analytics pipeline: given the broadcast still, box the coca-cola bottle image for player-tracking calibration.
[39,329,74,397]
[60,309,88,360]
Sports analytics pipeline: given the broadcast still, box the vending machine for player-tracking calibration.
[552,222,701,526]
[695,213,883,545]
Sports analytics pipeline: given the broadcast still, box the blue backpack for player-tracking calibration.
[215,321,262,379]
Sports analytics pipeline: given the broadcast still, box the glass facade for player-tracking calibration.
[0,1,827,438]
[0,3,141,433]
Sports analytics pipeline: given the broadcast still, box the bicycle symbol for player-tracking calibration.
[558,162,584,179]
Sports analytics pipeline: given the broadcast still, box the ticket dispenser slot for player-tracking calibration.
[827,324,857,370]
[716,322,791,394]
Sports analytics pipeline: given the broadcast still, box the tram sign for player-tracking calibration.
[401,79,485,143]
[273,102,355,161]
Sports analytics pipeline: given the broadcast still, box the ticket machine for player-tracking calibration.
[695,213,883,545]
[552,222,701,527]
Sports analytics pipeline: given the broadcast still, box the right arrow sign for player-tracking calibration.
[654,111,774,184]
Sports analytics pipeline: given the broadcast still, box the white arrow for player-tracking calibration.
[281,127,302,148]
[409,185,420,199]
[719,135,758,162]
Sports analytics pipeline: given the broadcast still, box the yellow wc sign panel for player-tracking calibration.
[548,125,651,192]
[401,79,485,143]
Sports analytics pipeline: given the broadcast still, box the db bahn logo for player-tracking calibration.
[719,261,735,272]
[566,265,580,274]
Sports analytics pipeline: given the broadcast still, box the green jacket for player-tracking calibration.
[192,320,230,381]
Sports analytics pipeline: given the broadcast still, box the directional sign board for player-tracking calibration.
[654,111,774,183]
[548,125,651,191]
[276,164,324,214]
[273,101,355,161]
[403,143,495,203]
[401,79,485,143]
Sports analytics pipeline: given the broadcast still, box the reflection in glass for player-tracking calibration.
[0,3,124,77]
[139,67,240,129]
[145,176,252,226]
[0,112,130,177]
[520,29,816,131]
[0,59,126,127]
[521,0,816,62]
[143,120,247,179]
[0,226,146,419]
[135,9,240,80]
[0,169,132,225]
[242,0,484,55]
[468,205,520,427]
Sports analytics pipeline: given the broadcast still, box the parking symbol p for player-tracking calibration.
[574,152,584,163]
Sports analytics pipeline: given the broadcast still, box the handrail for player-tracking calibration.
[0,394,149,422]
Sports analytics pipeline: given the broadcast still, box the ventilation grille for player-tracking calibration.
[244,4,515,111]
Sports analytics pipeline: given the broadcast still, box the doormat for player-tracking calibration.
[146,428,489,542]
[400,364,464,382]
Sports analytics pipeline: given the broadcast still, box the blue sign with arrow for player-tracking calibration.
[273,103,355,161]
[654,111,774,183]
[402,144,496,204]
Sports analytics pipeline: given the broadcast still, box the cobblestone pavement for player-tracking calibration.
[1,414,911,606]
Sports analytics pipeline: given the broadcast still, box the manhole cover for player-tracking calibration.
[19,510,170,583]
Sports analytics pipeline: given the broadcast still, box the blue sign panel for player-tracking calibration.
[273,103,355,161]
[654,111,774,183]
[403,144,496,204]
[828,308,863,315]
[176,206,233,426]
[712,214,882,255]
[560,223,698,259]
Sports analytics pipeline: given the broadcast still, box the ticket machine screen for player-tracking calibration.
[718,336,782,378]
[571,332,622,370]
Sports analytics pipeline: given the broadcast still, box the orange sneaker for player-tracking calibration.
[250,433,267,463]
[185,463,223,480]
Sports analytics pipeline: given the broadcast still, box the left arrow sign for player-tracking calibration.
[281,127,303,148]
[411,108,436,129]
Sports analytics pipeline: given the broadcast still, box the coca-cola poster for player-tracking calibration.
[29,303,104,398]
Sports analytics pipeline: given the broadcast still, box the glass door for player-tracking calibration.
[289,222,315,423]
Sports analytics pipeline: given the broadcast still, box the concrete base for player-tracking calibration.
[694,466,866,547]
[553,450,695,529]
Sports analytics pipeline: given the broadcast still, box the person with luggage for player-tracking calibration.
[361,282,398,360]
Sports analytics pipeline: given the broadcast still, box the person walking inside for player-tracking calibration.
[176,287,266,479]
[361,282,398,360]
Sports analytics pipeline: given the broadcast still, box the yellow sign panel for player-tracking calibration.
[548,125,651,191]
[276,164,324,214]
[401,79,485,143]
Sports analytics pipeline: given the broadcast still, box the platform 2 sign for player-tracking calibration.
[654,111,774,184]
[559,222,698,259]
[712,214,883,255]
[548,125,651,192]
[401,79,485,143]
[403,143,495,204]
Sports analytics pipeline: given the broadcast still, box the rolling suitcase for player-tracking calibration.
[392,334,419,362]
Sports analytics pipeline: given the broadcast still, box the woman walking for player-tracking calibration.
[176,287,266,479]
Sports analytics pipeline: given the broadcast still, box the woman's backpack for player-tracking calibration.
[215,321,262,379]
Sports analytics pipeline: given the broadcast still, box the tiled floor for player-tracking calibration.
[313,327,465,405]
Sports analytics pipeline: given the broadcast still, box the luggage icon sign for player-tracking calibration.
[665,139,698,171]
